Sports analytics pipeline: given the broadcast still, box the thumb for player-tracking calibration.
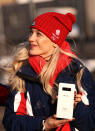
[53,114,56,119]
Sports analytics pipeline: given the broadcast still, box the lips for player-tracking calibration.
[30,44,38,49]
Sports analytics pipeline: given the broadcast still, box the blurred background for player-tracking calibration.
[0,0,95,130]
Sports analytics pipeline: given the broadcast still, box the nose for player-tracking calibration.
[29,33,36,42]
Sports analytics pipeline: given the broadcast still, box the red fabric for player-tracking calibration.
[29,41,74,131]
[0,85,8,104]
[56,123,71,131]
[29,41,72,87]
[30,12,76,47]
[49,42,72,87]
[16,93,27,115]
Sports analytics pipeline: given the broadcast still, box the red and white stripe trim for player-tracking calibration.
[14,91,33,116]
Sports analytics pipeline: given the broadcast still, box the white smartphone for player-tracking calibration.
[56,83,75,119]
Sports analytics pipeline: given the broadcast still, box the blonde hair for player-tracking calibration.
[40,44,79,102]
[10,47,29,92]
[0,42,83,101]
[0,44,29,93]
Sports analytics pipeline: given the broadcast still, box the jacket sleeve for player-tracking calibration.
[3,90,44,131]
[72,68,95,131]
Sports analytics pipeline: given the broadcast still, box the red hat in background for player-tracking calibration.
[30,12,76,47]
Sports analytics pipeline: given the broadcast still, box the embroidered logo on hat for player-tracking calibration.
[51,29,60,41]
[56,29,60,36]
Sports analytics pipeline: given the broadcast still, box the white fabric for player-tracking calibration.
[80,86,89,106]
[14,92,21,112]
[26,91,34,116]
[75,128,79,131]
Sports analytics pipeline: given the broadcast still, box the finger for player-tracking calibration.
[74,95,82,101]
[74,91,77,95]
[74,94,82,98]
[74,96,82,100]
[55,118,75,128]
[57,118,73,125]
[57,119,73,128]
[68,117,75,121]
[56,96,58,99]
[53,114,56,119]
[74,97,82,102]
[74,101,79,108]
[56,120,67,126]
[74,101,78,105]
[76,94,82,97]
[63,118,75,123]
[56,123,65,127]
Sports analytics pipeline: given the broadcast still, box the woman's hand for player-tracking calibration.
[44,115,74,131]
[74,91,82,108]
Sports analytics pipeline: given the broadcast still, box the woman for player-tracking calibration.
[2,12,95,131]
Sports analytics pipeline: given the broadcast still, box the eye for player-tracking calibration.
[29,30,33,36]
[37,31,42,37]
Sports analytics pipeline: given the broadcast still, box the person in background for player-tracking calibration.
[1,12,95,131]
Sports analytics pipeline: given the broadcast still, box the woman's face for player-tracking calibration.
[29,28,55,60]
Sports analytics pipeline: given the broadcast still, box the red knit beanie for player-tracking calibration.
[30,12,76,47]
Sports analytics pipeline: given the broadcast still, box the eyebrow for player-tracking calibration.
[31,28,43,35]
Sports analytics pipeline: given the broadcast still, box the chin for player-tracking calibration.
[29,50,34,55]
[29,50,40,56]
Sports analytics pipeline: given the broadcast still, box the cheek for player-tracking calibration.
[40,44,49,51]
[39,39,52,51]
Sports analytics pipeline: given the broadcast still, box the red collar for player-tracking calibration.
[29,41,73,87]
